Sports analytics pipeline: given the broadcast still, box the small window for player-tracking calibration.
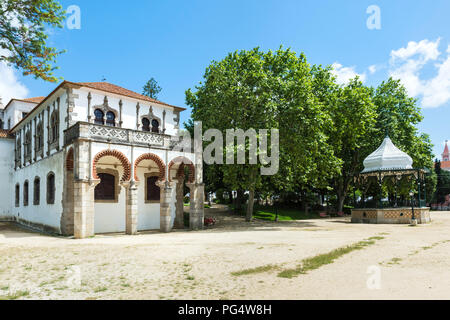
[36,123,43,151]
[34,177,40,205]
[47,172,55,204]
[151,119,159,133]
[23,180,29,206]
[15,184,20,207]
[95,173,116,200]
[94,109,104,125]
[51,113,58,143]
[146,176,160,201]
[25,130,32,156]
[142,118,150,132]
[106,111,115,127]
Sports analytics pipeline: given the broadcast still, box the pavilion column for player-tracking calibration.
[174,179,185,229]
[186,182,205,230]
[123,181,139,235]
[157,180,175,232]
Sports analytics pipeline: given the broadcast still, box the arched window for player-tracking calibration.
[146,176,160,201]
[34,177,40,205]
[25,130,32,156]
[106,111,116,127]
[16,137,21,166]
[15,184,20,207]
[36,123,43,151]
[94,109,104,125]
[95,173,115,200]
[23,180,29,206]
[50,112,59,143]
[151,119,159,133]
[0,119,3,130]
[47,172,55,204]
[142,117,150,132]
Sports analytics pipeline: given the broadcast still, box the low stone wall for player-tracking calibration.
[351,207,431,224]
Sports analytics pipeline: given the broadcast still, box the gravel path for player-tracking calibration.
[1,211,449,300]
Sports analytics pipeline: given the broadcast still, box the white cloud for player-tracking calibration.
[390,38,440,63]
[331,62,366,85]
[388,38,450,108]
[0,49,29,105]
[368,65,377,74]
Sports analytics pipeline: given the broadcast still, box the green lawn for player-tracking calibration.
[235,205,322,221]
[183,203,211,209]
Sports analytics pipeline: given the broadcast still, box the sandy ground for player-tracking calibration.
[1,208,450,300]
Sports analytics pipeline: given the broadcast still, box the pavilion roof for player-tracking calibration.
[361,136,413,173]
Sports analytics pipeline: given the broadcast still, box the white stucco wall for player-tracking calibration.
[72,88,179,136]
[3,100,38,130]
[11,151,64,231]
[0,139,14,217]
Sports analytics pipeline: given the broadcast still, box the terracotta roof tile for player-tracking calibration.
[22,97,45,103]
[76,82,185,111]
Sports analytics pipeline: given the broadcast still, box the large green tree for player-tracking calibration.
[311,66,377,212]
[0,0,66,82]
[186,47,339,221]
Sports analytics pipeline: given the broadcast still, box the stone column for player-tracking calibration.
[187,182,205,230]
[73,179,99,239]
[157,180,175,233]
[174,179,185,229]
[123,181,139,235]
[61,169,75,236]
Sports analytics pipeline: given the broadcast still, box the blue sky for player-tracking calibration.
[4,0,450,159]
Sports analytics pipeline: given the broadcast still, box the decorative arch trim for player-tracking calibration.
[168,156,195,183]
[66,148,74,171]
[134,153,166,181]
[92,149,131,181]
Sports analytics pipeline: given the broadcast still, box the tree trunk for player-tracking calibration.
[246,169,257,222]
[302,192,309,215]
[246,189,255,222]
[228,191,233,204]
[337,193,345,212]
[236,189,244,211]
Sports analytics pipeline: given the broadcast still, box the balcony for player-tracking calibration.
[64,122,174,148]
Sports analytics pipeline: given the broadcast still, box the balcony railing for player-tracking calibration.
[64,122,174,148]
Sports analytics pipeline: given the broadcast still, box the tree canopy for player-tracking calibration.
[142,77,162,99]
[186,47,340,219]
[0,0,66,82]
[186,47,436,217]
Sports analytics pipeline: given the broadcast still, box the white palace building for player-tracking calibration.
[0,81,204,239]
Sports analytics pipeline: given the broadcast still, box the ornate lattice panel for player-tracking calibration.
[89,125,129,142]
[131,131,163,145]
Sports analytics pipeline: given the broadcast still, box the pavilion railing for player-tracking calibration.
[354,198,427,209]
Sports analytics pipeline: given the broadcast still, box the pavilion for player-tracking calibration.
[351,136,431,224]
